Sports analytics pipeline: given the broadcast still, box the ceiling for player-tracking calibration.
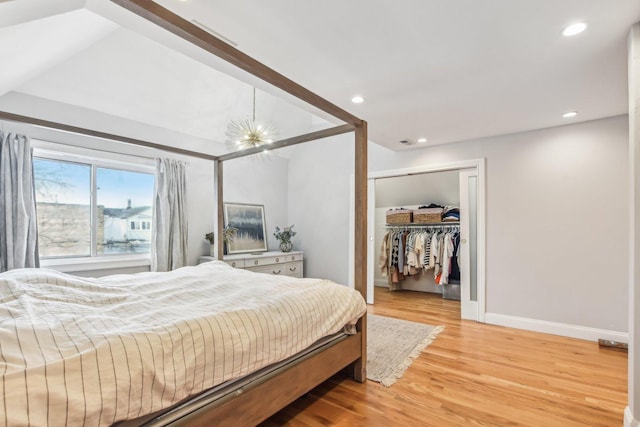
[0,0,325,157]
[0,0,639,153]
[153,0,640,149]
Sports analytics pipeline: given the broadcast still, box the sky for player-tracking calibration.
[33,158,154,208]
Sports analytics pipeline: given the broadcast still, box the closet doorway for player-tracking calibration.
[361,160,485,322]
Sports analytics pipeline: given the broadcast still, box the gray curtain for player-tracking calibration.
[0,131,39,272]
[152,158,188,272]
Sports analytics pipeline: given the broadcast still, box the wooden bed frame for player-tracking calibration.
[0,1,368,425]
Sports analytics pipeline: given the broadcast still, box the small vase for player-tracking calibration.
[210,244,215,257]
[279,241,293,252]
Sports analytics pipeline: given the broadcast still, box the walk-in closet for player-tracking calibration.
[375,171,461,296]
[368,165,482,321]
[374,169,460,294]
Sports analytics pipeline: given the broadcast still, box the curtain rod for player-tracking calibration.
[0,111,220,162]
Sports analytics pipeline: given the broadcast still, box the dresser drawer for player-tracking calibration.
[283,253,303,263]
[246,261,303,278]
[221,251,304,277]
[282,261,303,278]
[245,255,289,267]
[246,264,285,276]
[224,259,245,268]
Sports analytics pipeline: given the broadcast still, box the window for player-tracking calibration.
[33,159,91,257]
[33,154,155,259]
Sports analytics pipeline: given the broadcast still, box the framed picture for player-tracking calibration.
[223,203,268,254]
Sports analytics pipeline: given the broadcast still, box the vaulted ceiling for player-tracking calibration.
[1,0,639,154]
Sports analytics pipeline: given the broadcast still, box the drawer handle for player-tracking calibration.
[275,257,280,263]
[254,260,259,265]
[231,262,236,267]
[273,269,281,275]
[291,256,296,260]
[289,267,297,272]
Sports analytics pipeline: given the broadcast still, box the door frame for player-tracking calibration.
[350,158,486,322]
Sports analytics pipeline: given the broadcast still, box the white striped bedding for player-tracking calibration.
[0,261,366,427]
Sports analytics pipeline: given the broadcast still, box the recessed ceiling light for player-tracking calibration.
[562,22,587,37]
[562,111,578,118]
[417,138,427,143]
[351,96,364,104]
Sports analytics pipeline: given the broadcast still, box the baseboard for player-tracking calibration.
[484,312,628,343]
[625,407,639,427]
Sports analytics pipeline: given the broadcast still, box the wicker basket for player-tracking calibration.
[386,209,412,224]
[413,207,443,223]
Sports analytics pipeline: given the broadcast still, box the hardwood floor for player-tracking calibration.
[262,287,628,426]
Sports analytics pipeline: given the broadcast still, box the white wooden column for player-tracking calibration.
[627,21,640,427]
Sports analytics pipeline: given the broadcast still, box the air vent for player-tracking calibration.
[399,139,414,145]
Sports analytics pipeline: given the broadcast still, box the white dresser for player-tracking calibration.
[199,250,304,278]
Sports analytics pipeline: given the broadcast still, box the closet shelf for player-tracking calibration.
[384,222,459,227]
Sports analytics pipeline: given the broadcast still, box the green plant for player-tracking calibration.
[205,232,215,244]
[223,226,238,243]
[274,225,296,244]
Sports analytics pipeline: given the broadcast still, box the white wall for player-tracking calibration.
[287,136,357,283]
[375,170,460,208]
[223,154,289,252]
[288,115,629,334]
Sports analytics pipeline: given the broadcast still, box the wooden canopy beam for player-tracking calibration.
[218,124,354,162]
[0,111,220,162]
[110,0,362,127]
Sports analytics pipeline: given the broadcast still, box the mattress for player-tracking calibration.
[0,261,366,426]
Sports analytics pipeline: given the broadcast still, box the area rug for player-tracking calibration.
[367,314,444,387]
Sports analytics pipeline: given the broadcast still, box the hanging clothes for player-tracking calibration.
[437,232,455,285]
[430,231,440,273]
[379,225,460,291]
[379,232,389,276]
[449,233,461,281]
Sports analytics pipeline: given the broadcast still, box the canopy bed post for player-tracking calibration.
[352,120,368,382]
[215,159,224,260]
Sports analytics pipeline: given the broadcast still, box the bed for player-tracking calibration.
[0,261,366,426]
[0,0,369,425]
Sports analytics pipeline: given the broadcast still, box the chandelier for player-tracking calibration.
[226,87,278,151]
